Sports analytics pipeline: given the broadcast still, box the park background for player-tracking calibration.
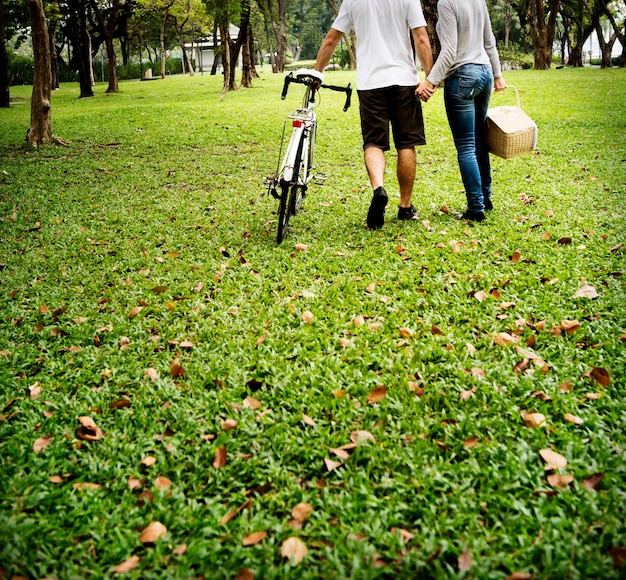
[2,0,626,579]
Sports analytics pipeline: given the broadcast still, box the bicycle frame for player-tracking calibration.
[266,71,352,244]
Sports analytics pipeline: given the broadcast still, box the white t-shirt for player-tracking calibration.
[331,0,427,90]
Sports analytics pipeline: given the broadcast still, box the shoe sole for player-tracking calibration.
[367,195,388,229]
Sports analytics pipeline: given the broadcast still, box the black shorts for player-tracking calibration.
[358,85,426,151]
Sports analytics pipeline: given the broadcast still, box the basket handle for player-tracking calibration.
[498,84,521,108]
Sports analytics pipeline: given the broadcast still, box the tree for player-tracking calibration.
[0,0,9,107]
[256,0,288,72]
[513,0,560,69]
[139,0,177,78]
[27,0,52,146]
[65,0,94,97]
[89,0,122,91]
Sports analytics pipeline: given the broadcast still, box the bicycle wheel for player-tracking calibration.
[289,133,307,216]
[277,181,290,244]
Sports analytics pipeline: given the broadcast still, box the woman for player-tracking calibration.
[418,0,506,222]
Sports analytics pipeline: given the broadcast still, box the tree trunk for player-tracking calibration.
[159,13,168,78]
[67,0,93,97]
[596,22,617,68]
[27,0,52,147]
[218,20,231,96]
[48,21,60,89]
[527,0,559,70]
[0,0,10,108]
[90,0,119,93]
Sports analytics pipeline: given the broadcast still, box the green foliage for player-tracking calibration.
[0,68,625,579]
[497,43,534,69]
[6,50,33,86]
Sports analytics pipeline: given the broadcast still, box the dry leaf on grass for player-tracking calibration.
[561,319,581,334]
[76,416,104,441]
[493,332,517,346]
[243,396,261,409]
[33,435,51,453]
[547,474,574,488]
[302,413,317,426]
[367,385,387,404]
[221,419,238,431]
[141,456,156,467]
[281,537,308,565]
[351,430,375,444]
[563,413,584,425]
[582,472,605,491]
[458,550,472,571]
[243,531,267,546]
[154,477,171,490]
[324,457,342,472]
[573,284,599,299]
[523,413,546,429]
[292,502,314,523]
[589,367,610,387]
[128,306,143,319]
[539,448,567,469]
[113,555,140,573]
[302,311,314,323]
[474,290,489,302]
[139,521,167,543]
[213,445,227,469]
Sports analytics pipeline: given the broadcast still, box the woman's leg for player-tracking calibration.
[444,67,485,213]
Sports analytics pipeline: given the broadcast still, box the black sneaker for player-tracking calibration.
[398,205,419,220]
[460,210,485,222]
[367,187,388,229]
[484,198,493,211]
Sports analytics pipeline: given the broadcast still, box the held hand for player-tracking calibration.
[494,77,507,92]
[416,81,436,102]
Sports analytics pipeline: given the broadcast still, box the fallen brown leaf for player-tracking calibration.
[573,284,599,299]
[589,367,610,387]
[560,319,581,334]
[281,536,308,565]
[523,413,546,429]
[154,476,171,490]
[582,472,605,491]
[366,385,387,404]
[243,530,267,546]
[324,457,342,472]
[608,546,626,568]
[213,445,227,469]
[113,555,140,573]
[128,306,143,319]
[243,396,261,409]
[539,448,567,469]
[139,521,167,543]
[458,550,472,571]
[292,502,314,523]
[563,413,583,425]
[33,435,51,453]
[76,416,105,441]
[351,430,375,444]
[547,473,574,488]
[302,413,317,426]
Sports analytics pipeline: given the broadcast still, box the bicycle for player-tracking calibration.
[265,69,352,244]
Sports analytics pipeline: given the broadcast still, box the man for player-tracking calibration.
[313,0,433,229]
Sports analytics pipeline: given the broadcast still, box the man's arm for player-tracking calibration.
[412,26,433,78]
[314,28,344,73]
[412,26,435,101]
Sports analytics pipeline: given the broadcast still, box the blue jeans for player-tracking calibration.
[444,64,493,213]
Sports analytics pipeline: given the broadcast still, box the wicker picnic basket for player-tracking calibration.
[486,85,537,159]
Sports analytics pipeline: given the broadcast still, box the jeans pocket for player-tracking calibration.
[456,76,478,100]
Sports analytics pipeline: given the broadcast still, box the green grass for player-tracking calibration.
[0,67,625,579]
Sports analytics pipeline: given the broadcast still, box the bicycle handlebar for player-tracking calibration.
[281,72,353,112]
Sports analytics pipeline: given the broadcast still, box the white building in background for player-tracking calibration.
[185,24,241,72]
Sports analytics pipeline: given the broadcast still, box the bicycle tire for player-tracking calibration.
[276,181,290,244]
[289,132,307,216]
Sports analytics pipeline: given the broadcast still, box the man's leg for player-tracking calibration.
[364,146,386,189]
[397,147,416,208]
[364,146,388,229]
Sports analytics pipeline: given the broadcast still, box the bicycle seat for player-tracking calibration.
[295,68,324,84]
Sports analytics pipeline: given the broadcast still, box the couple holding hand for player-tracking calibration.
[313,0,507,227]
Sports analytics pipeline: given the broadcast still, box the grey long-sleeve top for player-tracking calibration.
[427,0,502,86]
